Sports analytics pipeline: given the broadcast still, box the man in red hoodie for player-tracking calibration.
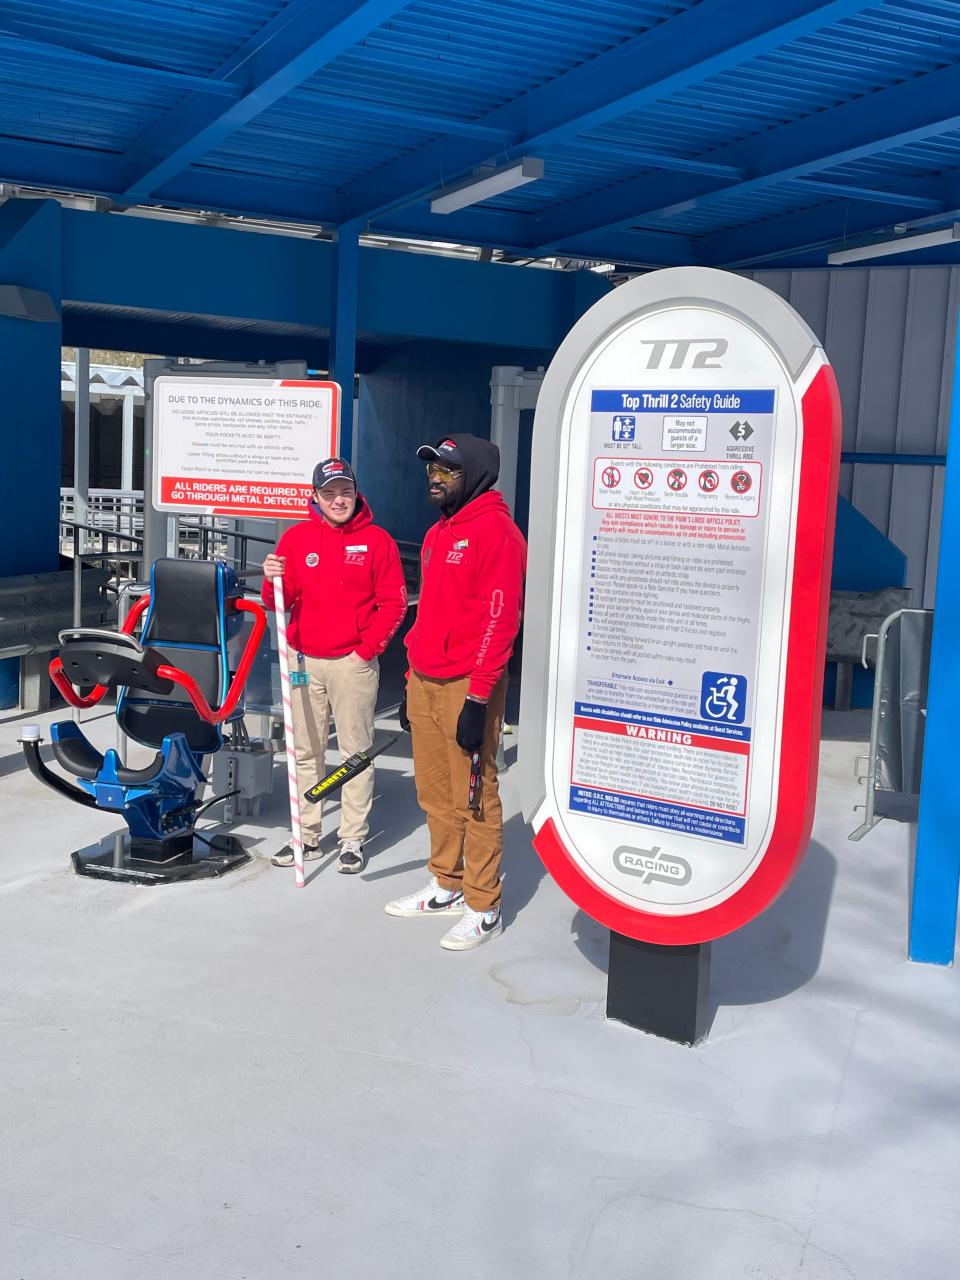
[385,435,526,949]
[262,458,406,873]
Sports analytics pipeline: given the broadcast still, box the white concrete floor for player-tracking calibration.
[0,705,957,1280]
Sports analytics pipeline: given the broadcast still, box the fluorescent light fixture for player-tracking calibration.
[431,157,544,214]
[828,224,960,265]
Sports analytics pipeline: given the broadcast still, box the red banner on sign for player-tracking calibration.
[159,475,313,518]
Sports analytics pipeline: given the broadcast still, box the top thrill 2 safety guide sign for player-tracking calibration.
[519,269,841,944]
[153,377,340,519]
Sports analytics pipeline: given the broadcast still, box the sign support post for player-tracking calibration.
[607,934,711,1045]
[519,268,841,1042]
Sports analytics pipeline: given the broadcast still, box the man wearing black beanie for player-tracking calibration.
[385,434,526,949]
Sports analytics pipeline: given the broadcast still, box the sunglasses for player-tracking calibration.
[425,462,462,481]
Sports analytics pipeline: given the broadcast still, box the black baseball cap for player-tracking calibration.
[312,457,357,489]
[416,437,462,467]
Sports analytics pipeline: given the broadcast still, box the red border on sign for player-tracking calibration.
[534,364,841,944]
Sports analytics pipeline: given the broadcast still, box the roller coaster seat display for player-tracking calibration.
[21,558,267,883]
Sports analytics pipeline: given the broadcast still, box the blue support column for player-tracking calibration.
[330,221,360,464]
[910,310,960,965]
[0,199,63,708]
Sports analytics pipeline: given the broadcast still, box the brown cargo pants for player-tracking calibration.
[407,670,506,913]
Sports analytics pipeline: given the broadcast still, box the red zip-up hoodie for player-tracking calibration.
[261,497,407,660]
[406,489,526,700]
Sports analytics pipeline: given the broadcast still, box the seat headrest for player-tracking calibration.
[145,558,240,646]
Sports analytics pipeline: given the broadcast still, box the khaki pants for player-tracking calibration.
[291,652,379,844]
[408,670,506,913]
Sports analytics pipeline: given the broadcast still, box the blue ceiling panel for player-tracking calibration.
[2,0,960,267]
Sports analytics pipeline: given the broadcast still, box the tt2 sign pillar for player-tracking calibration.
[519,268,841,1044]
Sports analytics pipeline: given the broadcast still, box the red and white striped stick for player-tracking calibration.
[272,575,305,889]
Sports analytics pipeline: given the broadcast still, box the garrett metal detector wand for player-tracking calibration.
[304,732,402,805]
[272,575,306,889]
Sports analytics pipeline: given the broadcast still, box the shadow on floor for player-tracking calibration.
[568,839,837,1028]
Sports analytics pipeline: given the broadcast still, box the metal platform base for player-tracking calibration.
[71,830,251,885]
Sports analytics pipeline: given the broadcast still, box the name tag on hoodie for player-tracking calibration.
[346,545,367,553]
[344,543,368,566]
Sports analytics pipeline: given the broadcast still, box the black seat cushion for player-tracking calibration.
[115,753,165,785]
[51,734,104,781]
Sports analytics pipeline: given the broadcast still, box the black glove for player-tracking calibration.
[456,698,487,753]
[398,692,410,733]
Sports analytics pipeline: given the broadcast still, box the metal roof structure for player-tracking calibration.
[3,0,960,268]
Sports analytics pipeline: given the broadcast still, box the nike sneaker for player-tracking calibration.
[440,905,502,951]
[384,877,465,917]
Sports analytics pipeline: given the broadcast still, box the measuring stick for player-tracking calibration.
[272,575,305,889]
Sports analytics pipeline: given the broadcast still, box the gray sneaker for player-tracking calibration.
[337,839,365,874]
[271,841,320,867]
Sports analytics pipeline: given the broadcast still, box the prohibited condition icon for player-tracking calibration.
[667,468,688,491]
[633,467,653,490]
[698,469,719,493]
[731,469,752,494]
[601,465,621,488]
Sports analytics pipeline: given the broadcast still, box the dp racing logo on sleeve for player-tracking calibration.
[614,845,692,886]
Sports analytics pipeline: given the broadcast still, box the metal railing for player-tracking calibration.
[850,608,933,841]
[60,519,145,612]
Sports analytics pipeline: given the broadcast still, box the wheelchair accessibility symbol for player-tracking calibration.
[700,671,747,725]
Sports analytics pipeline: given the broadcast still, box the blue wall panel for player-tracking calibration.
[0,199,63,705]
[59,208,611,352]
[357,340,551,546]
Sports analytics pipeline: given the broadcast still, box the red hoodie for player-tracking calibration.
[261,497,407,660]
[406,490,526,700]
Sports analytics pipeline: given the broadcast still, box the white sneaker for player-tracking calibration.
[337,839,365,874]
[440,905,502,950]
[384,877,465,917]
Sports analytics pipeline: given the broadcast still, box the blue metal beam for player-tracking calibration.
[56,207,612,353]
[0,138,125,197]
[118,0,409,203]
[160,170,344,227]
[339,0,877,222]
[795,178,945,213]
[536,60,960,250]
[161,171,698,265]
[373,206,696,266]
[330,221,361,460]
[910,313,960,965]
